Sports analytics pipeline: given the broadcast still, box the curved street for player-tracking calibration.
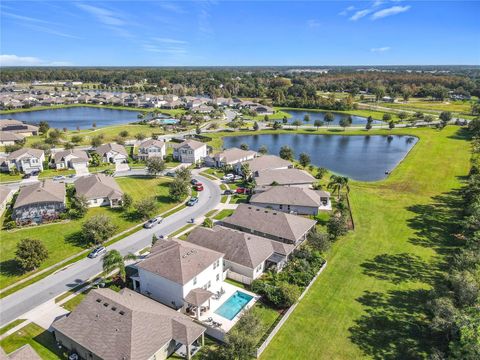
[0,172,221,327]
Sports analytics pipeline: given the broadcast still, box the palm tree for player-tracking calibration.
[102,250,137,282]
[327,175,350,200]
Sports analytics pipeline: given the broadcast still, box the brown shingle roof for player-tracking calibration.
[52,288,205,360]
[74,173,123,200]
[0,185,12,205]
[243,155,292,173]
[137,239,223,285]
[187,226,294,269]
[221,204,316,243]
[251,186,329,207]
[139,139,166,149]
[95,143,128,157]
[53,149,89,163]
[175,139,206,151]
[254,168,315,187]
[213,148,257,164]
[13,180,65,209]
[184,288,214,306]
[0,131,24,142]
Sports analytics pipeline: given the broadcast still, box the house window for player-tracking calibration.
[193,276,197,285]
[216,273,220,281]
[207,281,211,288]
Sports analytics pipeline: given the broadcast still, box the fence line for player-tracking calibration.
[255,260,328,358]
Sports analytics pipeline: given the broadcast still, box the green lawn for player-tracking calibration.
[0,319,26,336]
[379,99,474,115]
[260,126,471,359]
[0,177,177,290]
[0,323,65,359]
[213,209,234,220]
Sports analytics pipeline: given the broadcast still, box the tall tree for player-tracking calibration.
[102,250,137,281]
[15,238,49,271]
[279,145,294,161]
[324,112,335,127]
[146,157,166,177]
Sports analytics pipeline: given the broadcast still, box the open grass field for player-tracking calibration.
[0,323,65,359]
[260,126,471,359]
[278,106,400,121]
[0,177,177,290]
[379,99,474,115]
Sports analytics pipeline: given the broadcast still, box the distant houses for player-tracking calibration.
[74,173,124,208]
[52,288,206,360]
[0,119,39,136]
[0,131,24,146]
[12,180,66,224]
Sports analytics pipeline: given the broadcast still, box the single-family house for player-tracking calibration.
[51,149,89,170]
[74,173,124,208]
[52,288,206,360]
[12,180,66,224]
[250,186,331,214]
[138,139,166,161]
[0,344,41,360]
[205,148,257,168]
[0,184,13,217]
[235,155,293,175]
[6,148,45,174]
[173,140,207,164]
[254,105,274,115]
[95,143,128,164]
[134,239,224,310]
[0,131,24,146]
[187,226,294,285]
[0,119,39,136]
[253,168,316,191]
[221,204,317,246]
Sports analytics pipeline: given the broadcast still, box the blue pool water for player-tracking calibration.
[159,118,178,125]
[214,291,254,320]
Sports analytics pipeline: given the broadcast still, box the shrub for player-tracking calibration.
[4,221,16,230]
[15,238,49,271]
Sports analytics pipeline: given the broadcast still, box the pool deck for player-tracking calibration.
[195,281,258,338]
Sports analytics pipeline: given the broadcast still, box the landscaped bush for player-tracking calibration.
[4,221,16,230]
[251,248,325,309]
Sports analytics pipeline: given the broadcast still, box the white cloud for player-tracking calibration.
[157,2,185,14]
[372,0,385,8]
[307,19,321,28]
[350,9,371,21]
[153,38,187,44]
[0,55,72,66]
[76,3,125,26]
[371,5,411,20]
[371,46,391,53]
[339,5,355,16]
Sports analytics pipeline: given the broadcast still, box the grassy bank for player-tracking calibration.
[260,126,470,359]
[0,177,178,290]
[278,106,400,121]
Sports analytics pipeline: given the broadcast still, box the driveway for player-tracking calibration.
[0,173,221,326]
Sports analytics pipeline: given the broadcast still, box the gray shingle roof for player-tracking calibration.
[254,168,315,187]
[187,226,294,269]
[139,139,166,149]
[242,155,292,173]
[74,173,123,200]
[175,139,206,151]
[221,204,316,243]
[95,143,128,157]
[213,148,257,164]
[7,148,44,161]
[251,186,330,207]
[52,288,205,360]
[137,239,223,285]
[184,288,214,306]
[53,149,89,163]
[13,180,65,209]
[0,185,12,205]
[0,131,24,142]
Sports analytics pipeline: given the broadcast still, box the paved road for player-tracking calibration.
[0,173,221,326]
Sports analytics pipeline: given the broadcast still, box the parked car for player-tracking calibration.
[166,171,176,177]
[187,197,199,206]
[195,184,204,191]
[53,175,66,181]
[68,354,79,360]
[22,173,31,179]
[191,179,199,185]
[68,174,76,178]
[88,246,107,258]
[222,174,234,181]
[236,187,246,194]
[30,170,40,176]
[223,189,234,195]
[233,175,243,181]
[144,216,163,229]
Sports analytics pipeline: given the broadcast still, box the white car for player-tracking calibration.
[88,246,106,258]
[53,175,66,181]
[144,217,163,229]
[233,175,243,181]
[222,174,234,181]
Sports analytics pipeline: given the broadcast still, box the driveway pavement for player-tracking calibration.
[0,172,221,326]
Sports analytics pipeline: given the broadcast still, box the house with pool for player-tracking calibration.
[130,239,258,340]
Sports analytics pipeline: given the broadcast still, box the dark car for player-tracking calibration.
[30,170,40,176]
[186,197,199,206]
[223,189,234,195]
[191,179,199,185]
[22,173,31,179]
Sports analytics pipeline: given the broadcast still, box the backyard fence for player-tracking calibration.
[255,260,328,358]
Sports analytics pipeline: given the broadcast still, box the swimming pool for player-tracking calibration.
[158,118,178,125]
[214,291,253,320]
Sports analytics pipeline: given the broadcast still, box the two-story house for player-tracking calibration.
[51,149,89,171]
[95,143,128,164]
[137,139,166,161]
[172,140,207,164]
[6,148,45,174]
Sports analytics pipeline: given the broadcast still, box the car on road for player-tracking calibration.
[22,173,31,179]
[233,175,243,181]
[191,179,199,185]
[223,189,234,195]
[30,170,40,176]
[68,174,76,178]
[186,197,199,206]
[195,184,204,191]
[53,175,66,181]
[88,246,107,258]
[166,171,176,177]
[143,216,163,229]
[222,174,234,181]
[236,187,249,194]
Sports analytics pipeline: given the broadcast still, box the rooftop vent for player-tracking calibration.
[103,302,109,307]
[111,307,117,311]
[119,311,125,315]
[96,299,102,303]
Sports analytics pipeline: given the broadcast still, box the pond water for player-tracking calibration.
[282,109,383,126]
[223,134,418,181]
[0,107,141,130]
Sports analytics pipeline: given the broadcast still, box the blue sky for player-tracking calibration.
[1,1,479,66]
